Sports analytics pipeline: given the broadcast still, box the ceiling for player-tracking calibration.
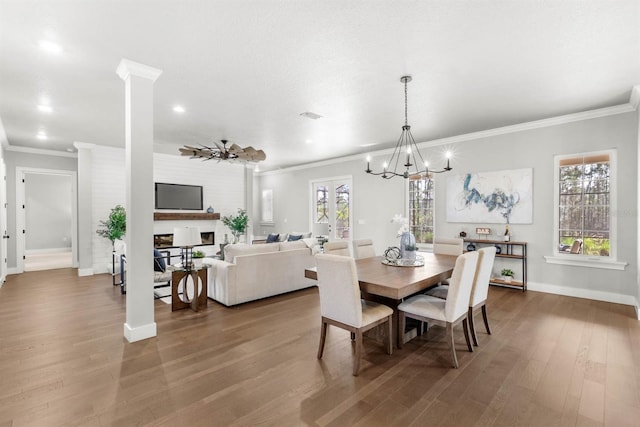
[1,1,638,171]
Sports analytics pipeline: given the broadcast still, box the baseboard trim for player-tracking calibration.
[528,281,638,307]
[124,322,157,343]
[77,268,94,277]
[7,267,18,275]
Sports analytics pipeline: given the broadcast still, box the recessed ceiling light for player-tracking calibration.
[36,131,48,140]
[37,104,53,113]
[300,112,322,120]
[38,40,62,54]
[173,105,185,113]
[305,139,313,144]
[66,148,74,152]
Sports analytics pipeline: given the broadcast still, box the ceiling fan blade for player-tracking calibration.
[228,143,243,154]
[213,141,225,151]
[254,150,267,161]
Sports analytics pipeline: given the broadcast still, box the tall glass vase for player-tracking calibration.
[400,231,416,261]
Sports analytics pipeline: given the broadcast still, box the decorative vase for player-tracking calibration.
[400,231,416,261]
[193,258,203,269]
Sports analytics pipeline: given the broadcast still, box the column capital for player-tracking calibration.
[73,141,95,151]
[116,59,162,82]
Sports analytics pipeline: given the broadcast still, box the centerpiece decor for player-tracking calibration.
[391,214,416,261]
[222,208,249,243]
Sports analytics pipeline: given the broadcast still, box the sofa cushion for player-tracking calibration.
[287,234,303,241]
[278,240,307,251]
[266,233,279,243]
[291,231,312,238]
[153,249,166,272]
[224,243,279,263]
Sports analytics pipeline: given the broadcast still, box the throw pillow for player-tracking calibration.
[153,249,166,272]
[287,234,303,241]
[266,233,279,243]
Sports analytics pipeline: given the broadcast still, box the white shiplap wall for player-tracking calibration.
[91,146,245,273]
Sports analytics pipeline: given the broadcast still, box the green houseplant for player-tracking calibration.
[192,250,205,268]
[222,208,249,243]
[96,205,126,251]
[500,268,514,282]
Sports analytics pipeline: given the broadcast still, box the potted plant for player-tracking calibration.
[192,250,205,269]
[96,205,126,252]
[222,208,249,243]
[501,268,515,283]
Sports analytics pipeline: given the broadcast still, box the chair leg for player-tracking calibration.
[462,317,473,352]
[468,307,479,346]
[386,315,393,355]
[482,304,492,335]
[353,330,363,376]
[350,332,355,341]
[317,320,328,359]
[446,322,459,369]
[398,311,406,349]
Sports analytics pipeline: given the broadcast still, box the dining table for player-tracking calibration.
[304,252,458,347]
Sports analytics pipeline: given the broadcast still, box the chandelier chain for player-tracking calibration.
[404,78,408,127]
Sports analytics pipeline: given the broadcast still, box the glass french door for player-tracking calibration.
[311,177,352,241]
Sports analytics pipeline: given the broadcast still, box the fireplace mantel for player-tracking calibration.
[153,212,220,221]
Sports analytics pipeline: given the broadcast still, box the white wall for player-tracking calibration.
[258,110,638,304]
[90,146,245,273]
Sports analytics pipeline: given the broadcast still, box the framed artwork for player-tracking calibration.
[446,168,533,224]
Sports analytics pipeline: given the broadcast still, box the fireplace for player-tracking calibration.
[154,231,214,249]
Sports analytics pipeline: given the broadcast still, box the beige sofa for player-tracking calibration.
[205,239,319,306]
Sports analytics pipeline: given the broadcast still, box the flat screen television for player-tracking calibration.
[155,183,203,210]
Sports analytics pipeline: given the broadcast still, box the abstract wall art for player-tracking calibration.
[446,168,533,224]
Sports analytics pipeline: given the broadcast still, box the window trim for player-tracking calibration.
[547,149,623,269]
[405,173,435,251]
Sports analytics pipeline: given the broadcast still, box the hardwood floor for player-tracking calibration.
[1,269,639,426]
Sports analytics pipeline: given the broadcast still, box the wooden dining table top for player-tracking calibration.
[304,253,457,300]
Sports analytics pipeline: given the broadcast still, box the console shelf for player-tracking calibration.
[463,238,527,291]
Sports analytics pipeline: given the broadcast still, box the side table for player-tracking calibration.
[171,268,208,312]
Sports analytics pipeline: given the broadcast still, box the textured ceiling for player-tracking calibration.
[0,0,638,171]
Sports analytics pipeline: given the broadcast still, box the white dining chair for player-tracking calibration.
[433,237,464,256]
[323,241,351,256]
[398,250,479,368]
[352,238,376,259]
[425,246,496,346]
[315,253,393,376]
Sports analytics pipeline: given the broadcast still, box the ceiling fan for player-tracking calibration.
[179,139,266,163]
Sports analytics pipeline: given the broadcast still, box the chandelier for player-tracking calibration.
[365,76,451,179]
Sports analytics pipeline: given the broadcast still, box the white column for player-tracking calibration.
[116,59,162,342]
[73,142,95,276]
[245,165,254,240]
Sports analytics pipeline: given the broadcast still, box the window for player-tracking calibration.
[408,173,434,246]
[556,151,613,257]
[311,178,352,240]
[261,189,273,223]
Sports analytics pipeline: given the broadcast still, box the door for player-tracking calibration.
[311,177,352,241]
[0,160,7,283]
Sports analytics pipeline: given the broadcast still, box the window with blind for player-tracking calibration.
[556,151,613,257]
[408,173,434,245]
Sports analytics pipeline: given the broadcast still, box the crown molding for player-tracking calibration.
[259,102,636,177]
[73,141,96,150]
[116,58,162,82]
[5,145,77,158]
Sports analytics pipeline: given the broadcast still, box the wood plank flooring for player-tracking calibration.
[1,269,639,426]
